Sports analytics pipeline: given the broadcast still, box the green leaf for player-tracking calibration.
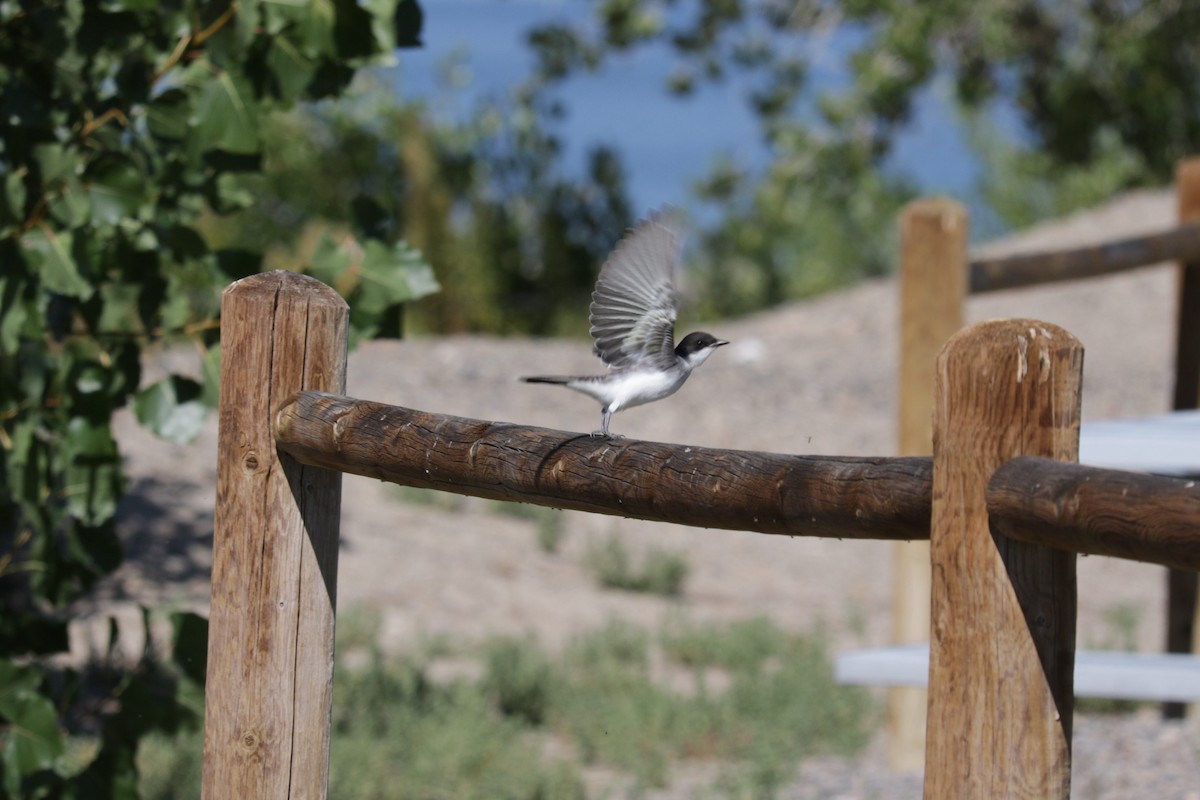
[209,172,254,213]
[87,155,149,225]
[0,273,33,353]
[193,67,261,155]
[68,520,123,578]
[20,226,92,298]
[393,0,424,48]
[32,143,77,183]
[160,257,222,331]
[134,375,207,443]
[331,0,377,59]
[355,239,439,316]
[266,36,318,99]
[307,232,352,288]
[97,281,147,335]
[0,170,26,236]
[201,344,221,408]
[48,175,91,227]
[0,662,66,790]
[63,415,122,526]
[171,612,209,688]
[108,0,159,12]
[277,0,337,57]
[146,88,193,141]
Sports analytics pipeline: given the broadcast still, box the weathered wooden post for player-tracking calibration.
[925,320,1083,799]
[890,198,968,770]
[202,272,348,799]
[1166,156,1200,718]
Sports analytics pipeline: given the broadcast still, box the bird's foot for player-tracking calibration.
[590,430,624,439]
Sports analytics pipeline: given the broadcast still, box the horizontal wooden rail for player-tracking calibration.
[988,456,1200,572]
[273,391,934,540]
[968,221,1200,293]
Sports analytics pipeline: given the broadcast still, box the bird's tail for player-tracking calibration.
[520,375,572,385]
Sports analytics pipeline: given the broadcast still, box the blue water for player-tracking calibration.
[390,0,1016,230]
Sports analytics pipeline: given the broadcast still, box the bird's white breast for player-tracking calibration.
[602,369,687,413]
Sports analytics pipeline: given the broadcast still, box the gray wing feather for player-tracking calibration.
[589,209,681,370]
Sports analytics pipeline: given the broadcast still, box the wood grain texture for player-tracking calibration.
[969,222,1200,294]
[892,197,968,770]
[1167,157,1200,714]
[989,457,1200,572]
[202,272,348,800]
[273,391,935,541]
[925,320,1083,800]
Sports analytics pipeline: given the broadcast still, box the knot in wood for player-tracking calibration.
[238,728,262,755]
[243,451,261,471]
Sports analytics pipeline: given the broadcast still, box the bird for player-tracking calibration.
[521,208,728,437]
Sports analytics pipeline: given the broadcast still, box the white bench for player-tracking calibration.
[837,411,1200,700]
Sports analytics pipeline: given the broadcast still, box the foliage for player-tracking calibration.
[1,610,206,799]
[689,141,912,317]
[585,534,691,596]
[660,614,784,672]
[552,617,873,792]
[530,0,1200,179]
[969,122,1148,231]
[0,0,430,794]
[207,78,634,335]
[518,0,1200,307]
[483,636,557,726]
[137,614,874,798]
[139,644,585,800]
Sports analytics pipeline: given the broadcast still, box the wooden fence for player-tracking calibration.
[888,157,1200,767]
[200,270,1200,799]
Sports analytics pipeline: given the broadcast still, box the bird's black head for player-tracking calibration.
[674,331,729,366]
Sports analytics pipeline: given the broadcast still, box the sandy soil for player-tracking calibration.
[85,188,1200,797]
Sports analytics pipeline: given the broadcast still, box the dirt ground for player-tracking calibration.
[86,188,1200,797]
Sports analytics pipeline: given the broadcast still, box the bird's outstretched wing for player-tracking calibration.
[588,209,680,370]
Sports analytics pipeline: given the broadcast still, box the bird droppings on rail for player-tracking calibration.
[1016,333,1030,383]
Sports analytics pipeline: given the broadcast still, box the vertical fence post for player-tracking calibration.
[1165,157,1200,718]
[202,272,349,799]
[890,198,968,770]
[924,319,1083,799]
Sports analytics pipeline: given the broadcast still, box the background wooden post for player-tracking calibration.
[202,272,349,800]
[925,320,1082,799]
[890,198,968,770]
[1165,157,1200,718]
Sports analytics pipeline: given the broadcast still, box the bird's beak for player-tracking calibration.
[715,339,730,347]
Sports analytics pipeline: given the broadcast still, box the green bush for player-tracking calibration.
[137,615,874,798]
[661,616,784,673]
[483,636,557,726]
[585,535,690,596]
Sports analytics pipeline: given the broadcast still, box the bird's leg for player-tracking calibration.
[591,408,613,438]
